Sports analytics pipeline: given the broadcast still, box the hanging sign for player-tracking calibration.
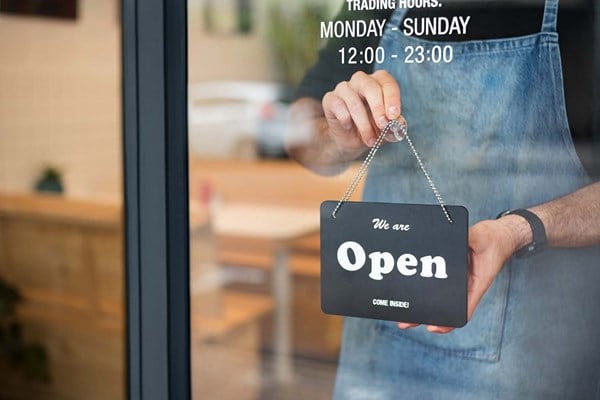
[320,201,468,327]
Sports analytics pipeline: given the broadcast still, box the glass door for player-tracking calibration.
[125,0,600,399]
[185,0,600,399]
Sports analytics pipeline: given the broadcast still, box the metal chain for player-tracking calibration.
[403,131,453,224]
[331,119,453,224]
[330,120,394,219]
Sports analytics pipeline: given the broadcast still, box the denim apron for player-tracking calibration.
[333,1,600,398]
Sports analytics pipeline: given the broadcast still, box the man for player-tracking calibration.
[286,1,600,398]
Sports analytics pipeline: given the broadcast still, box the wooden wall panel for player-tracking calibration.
[86,228,124,315]
[2,219,94,311]
[189,159,363,208]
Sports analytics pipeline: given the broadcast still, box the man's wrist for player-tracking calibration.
[495,213,534,256]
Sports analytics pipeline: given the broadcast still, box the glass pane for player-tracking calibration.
[0,2,125,399]
[188,0,600,398]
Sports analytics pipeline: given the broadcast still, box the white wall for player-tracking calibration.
[188,0,276,83]
[0,0,344,198]
[187,0,342,83]
[0,0,122,200]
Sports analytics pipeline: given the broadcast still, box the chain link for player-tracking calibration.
[331,119,453,224]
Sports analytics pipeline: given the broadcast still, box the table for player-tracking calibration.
[213,203,320,381]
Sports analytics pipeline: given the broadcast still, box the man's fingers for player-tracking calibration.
[398,322,419,329]
[426,325,454,334]
[323,91,353,130]
[349,71,388,130]
[322,71,402,150]
[398,323,454,334]
[335,80,378,146]
[372,70,402,120]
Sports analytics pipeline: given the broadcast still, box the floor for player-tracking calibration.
[192,341,338,400]
[259,353,337,400]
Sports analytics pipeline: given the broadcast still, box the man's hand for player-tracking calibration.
[323,70,402,156]
[286,70,402,174]
[398,181,600,334]
[398,216,529,334]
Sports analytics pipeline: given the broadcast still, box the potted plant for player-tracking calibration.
[266,2,328,85]
[0,278,49,381]
[34,166,64,194]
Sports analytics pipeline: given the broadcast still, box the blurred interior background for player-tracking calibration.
[0,0,597,399]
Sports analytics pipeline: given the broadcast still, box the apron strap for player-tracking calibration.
[541,0,559,33]
[388,6,408,30]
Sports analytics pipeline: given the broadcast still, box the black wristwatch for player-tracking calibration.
[496,208,547,258]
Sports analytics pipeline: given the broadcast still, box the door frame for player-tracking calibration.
[123,0,190,399]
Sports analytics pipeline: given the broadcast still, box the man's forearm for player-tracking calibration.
[500,182,600,252]
[530,182,600,247]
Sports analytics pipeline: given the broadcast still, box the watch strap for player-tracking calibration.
[497,208,547,258]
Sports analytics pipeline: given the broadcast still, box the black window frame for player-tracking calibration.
[123,0,190,399]
[595,1,600,154]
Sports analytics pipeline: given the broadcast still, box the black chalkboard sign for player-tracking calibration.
[320,201,468,327]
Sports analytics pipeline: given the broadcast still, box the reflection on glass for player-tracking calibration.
[0,1,124,399]
[189,1,346,398]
